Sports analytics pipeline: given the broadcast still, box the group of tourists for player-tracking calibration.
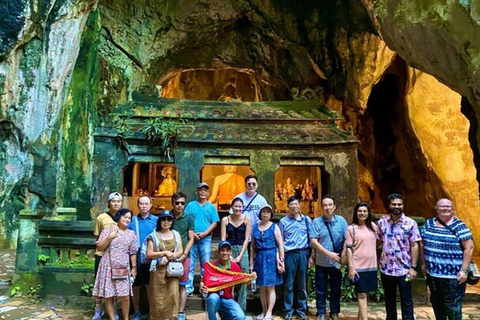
[91,174,475,320]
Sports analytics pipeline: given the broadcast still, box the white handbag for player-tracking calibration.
[166,260,183,277]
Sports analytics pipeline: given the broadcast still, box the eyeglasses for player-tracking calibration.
[247,182,257,186]
[439,206,452,209]
[174,201,185,205]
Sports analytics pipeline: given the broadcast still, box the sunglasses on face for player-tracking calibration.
[175,201,185,205]
[247,182,257,186]
[161,218,173,222]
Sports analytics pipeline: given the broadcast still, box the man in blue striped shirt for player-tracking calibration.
[279,196,312,320]
[420,198,474,320]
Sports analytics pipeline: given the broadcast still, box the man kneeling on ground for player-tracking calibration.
[200,241,256,320]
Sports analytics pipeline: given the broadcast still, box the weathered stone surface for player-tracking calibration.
[2,0,480,252]
[404,68,480,243]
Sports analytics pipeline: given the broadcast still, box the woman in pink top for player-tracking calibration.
[345,202,378,320]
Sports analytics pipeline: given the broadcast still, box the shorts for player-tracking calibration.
[132,264,152,287]
[180,257,191,285]
[355,270,378,293]
[94,254,102,277]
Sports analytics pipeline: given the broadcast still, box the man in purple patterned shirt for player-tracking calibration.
[377,193,421,320]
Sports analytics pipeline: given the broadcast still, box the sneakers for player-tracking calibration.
[92,310,104,320]
[177,313,186,320]
[132,310,141,320]
[298,315,309,320]
[317,314,326,320]
[329,314,339,320]
[284,314,293,320]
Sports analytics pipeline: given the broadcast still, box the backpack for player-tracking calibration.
[139,229,181,265]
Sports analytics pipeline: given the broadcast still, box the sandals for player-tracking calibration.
[263,316,274,320]
[256,314,265,320]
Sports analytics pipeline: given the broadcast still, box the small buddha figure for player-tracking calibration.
[275,183,283,200]
[157,167,177,196]
[209,165,245,206]
[302,179,314,202]
[283,178,295,199]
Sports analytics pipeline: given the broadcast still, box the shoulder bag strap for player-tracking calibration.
[303,215,310,242]
[243,193,259,212]
[436,218,463,249]
[134,216,141,248]
[323,217,339,253]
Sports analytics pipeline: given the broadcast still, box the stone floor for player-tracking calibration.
[2,248,480,319]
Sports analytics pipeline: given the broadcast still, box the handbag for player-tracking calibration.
[324,217,348,265]
[112,267,129,280]
[467,262,480,285]
[160,230,183,277]
[435,218,479,285]
[166,260,184,277]
[108,248,129,281]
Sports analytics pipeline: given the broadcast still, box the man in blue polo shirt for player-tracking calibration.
[279,195,312,320]
[309,195,347,320]
[128,195,158,320]
[185,182,220,296]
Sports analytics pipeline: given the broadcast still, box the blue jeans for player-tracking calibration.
[186,236,212,295]
[206,293,245,320]
[231,245,249,311]
[426,274,466,320]
[381,273,414,320]
[315,265,342,315]
[284,249,309,316]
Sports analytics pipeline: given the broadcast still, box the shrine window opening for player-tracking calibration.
[123,162,178,215]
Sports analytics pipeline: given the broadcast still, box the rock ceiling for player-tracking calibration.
[0,0,480,248]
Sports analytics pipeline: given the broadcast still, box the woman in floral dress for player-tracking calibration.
[93,209,138,320]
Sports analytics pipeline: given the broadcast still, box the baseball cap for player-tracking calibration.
[197,182,209,189]
[107,192,123,201]
[218,240,232,250]
[158,210,175,219]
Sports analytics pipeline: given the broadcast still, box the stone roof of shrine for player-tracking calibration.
[100,93,358,146]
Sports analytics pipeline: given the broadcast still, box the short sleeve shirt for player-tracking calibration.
[128,213,158,248]
[377,213,421,276]
[279,214,312,252]
[173,212,195,252]
[309,214,348,267]
[94,212,116,256]
[185,201,220,233]
[235,192,268,226]
[421,217,472,279]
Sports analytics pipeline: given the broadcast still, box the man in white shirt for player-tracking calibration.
[234,175,268,227]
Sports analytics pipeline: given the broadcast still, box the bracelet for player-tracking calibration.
[461,268,469,273]
[132,265,137,268]
[279,258,284,262]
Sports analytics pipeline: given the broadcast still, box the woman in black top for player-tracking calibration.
[220,197,252,311]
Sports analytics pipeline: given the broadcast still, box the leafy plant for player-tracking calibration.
[142,117,185,159]
[9,285,20,297]
[37,254,50,264]
[28,285,42,295]
[307,265,385,303]
[80,276,95,296]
